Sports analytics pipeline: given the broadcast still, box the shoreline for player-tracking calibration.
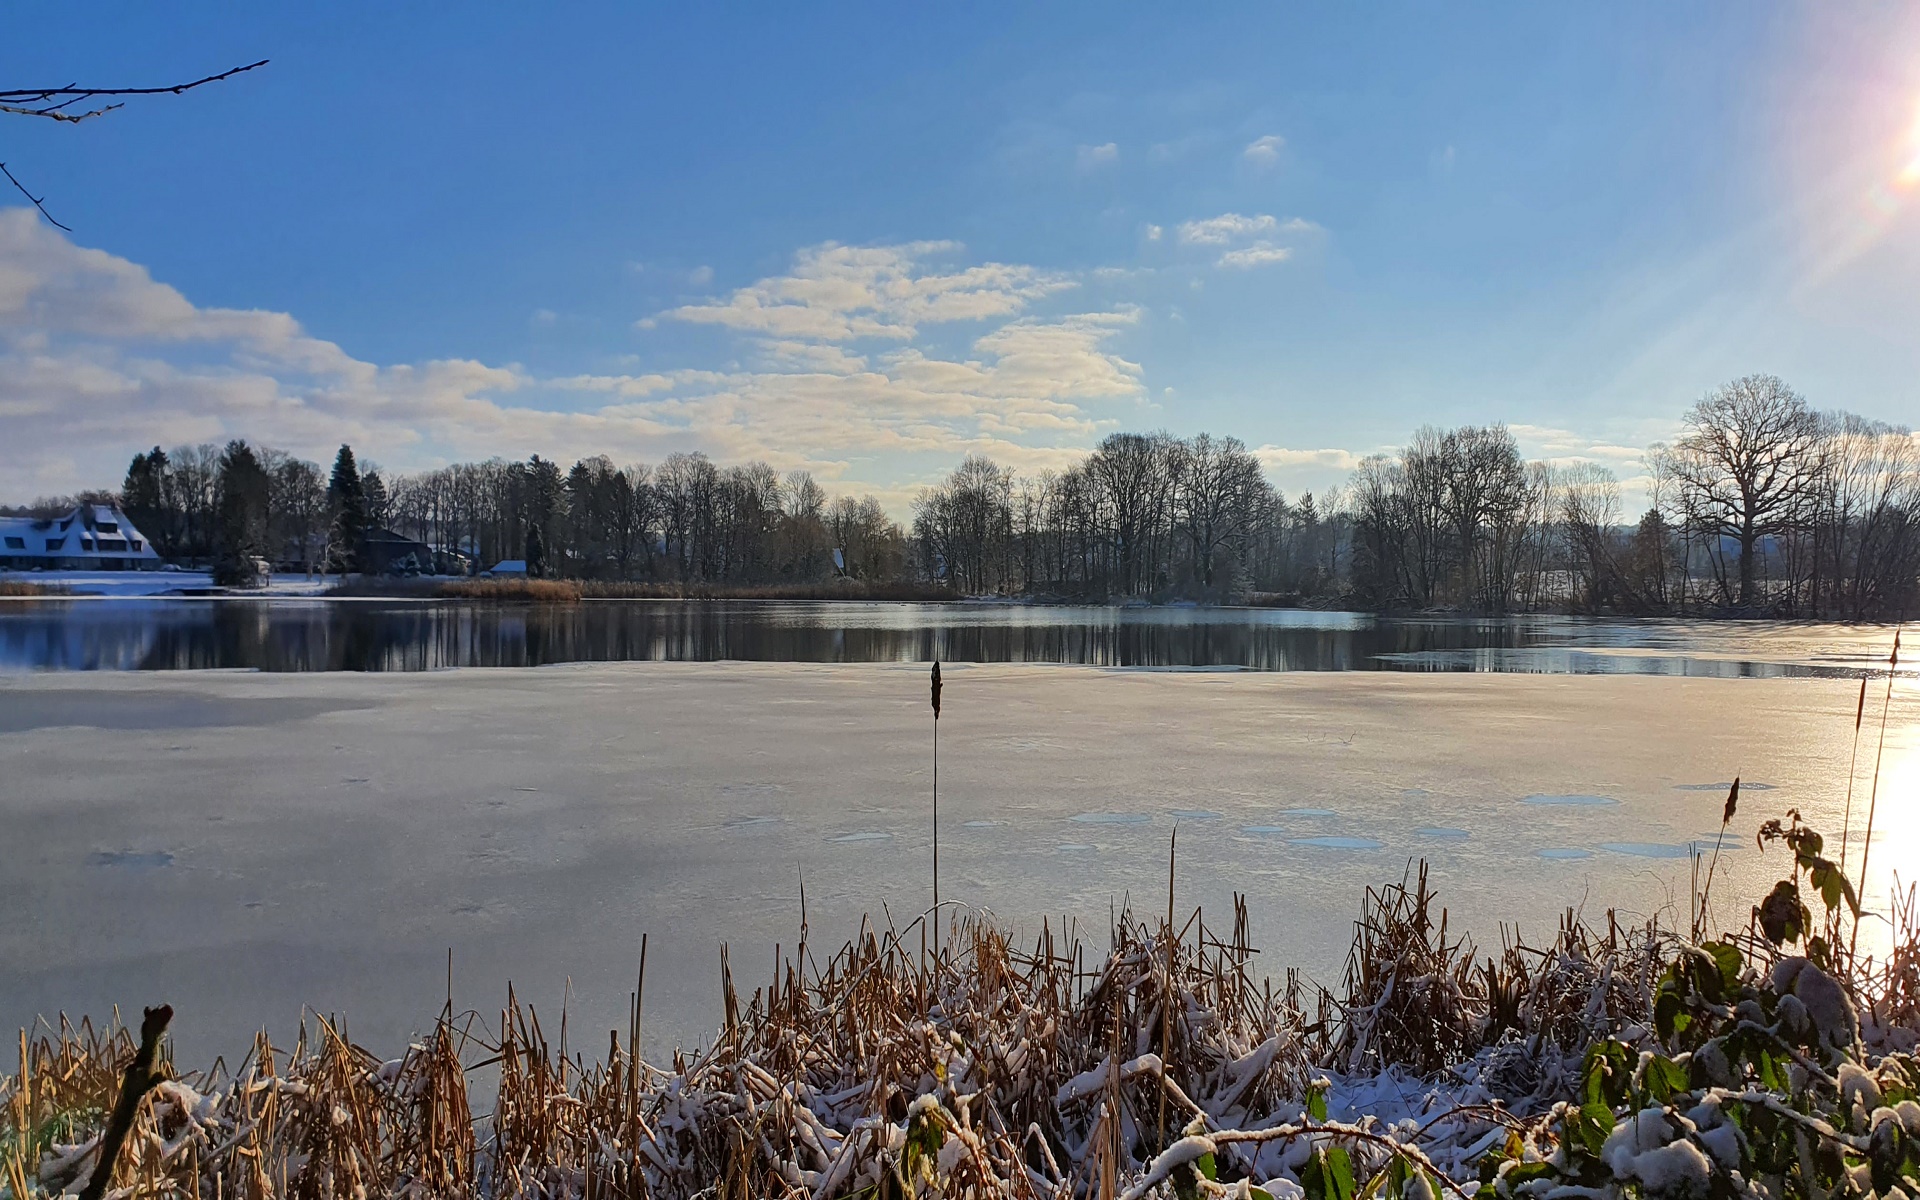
[6,569,1914,623]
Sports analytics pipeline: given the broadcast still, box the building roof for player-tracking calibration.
[0,505,160,564]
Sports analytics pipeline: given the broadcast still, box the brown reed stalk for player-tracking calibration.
[1840,674,1870,873]
[1852,628,1903,960]
[930,660,942,955]
[79,1004,170,1200]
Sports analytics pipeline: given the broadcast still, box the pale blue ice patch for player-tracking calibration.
[1600,842,1696,859]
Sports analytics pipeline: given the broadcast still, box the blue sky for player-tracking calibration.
[4,4,1918,509]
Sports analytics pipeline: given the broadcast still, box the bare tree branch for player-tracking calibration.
[0,160,71,230]
[1,59,268,231]
[0,59,268,123]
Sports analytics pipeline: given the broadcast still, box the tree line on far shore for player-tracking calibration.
[9,373,1917,617]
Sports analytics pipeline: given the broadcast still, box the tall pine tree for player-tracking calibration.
[327,444,367,574]
[212,441,270,587]
[121,447,171,558]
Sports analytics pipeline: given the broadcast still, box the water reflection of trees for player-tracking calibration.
[0,601,1862,676]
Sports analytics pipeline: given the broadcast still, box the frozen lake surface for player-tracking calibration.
[0,595,1912,675]
[3,660,1913,1065]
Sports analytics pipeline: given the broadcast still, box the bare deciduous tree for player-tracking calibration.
[1660,374,1824,608]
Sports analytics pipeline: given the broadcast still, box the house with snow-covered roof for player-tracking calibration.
[0,505,162,571]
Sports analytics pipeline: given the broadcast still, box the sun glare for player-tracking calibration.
[1899,98,1920,188]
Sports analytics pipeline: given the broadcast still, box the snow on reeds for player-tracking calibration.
[17,861,1917,1200]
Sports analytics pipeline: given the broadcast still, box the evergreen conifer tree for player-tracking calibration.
[327,444,367,573]
[212,441,270,587]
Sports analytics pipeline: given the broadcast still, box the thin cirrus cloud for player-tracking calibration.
[0,211,1145,500]
[1177,212,1281,245]
[1176,212,1320,268]
[1076,142,1119,169]
[1242,134,1285,165]
[1218,244,1293,269]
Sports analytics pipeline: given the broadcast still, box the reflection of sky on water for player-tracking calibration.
[0,599,1910,676]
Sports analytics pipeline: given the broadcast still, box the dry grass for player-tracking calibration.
[0,581,70,597]
[328,577,585,602]
[0,902,1326,1199]
[10,870,1840,1200]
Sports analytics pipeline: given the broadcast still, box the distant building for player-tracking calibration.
[485,559,528,577]
[359,527,435,575]
[0,505,161,571]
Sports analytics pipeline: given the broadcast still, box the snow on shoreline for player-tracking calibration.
[0,569,336,598]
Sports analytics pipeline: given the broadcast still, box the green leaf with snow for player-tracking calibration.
[1642,1053,1688,1102]
[1573,1101,1615,1157]
[1303,1145,1356,1200]
[1702,940,1743,991]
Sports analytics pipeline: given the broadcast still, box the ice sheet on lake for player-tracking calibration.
[3,661,1907,1064]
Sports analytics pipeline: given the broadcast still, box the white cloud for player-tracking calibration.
[1216,244,1293,269]
[0,213,1144,499]
[688,265,714,285]
[1177,212,1278,245]
[1242,135,1285,166]
[530,308,558,327]
[1253,445,1364,471]
[664,241,1076,341]
[1144,224,1163,242]
[1175,213,1320,269]
[1076,142,1119,169]
[1507,422,1668,467]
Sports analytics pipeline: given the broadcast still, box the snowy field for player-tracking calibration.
[2,661,1914,1063]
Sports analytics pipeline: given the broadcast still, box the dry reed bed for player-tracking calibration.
[18,861,1917,1200]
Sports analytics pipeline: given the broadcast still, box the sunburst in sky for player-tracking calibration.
[3,5,1917,505]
